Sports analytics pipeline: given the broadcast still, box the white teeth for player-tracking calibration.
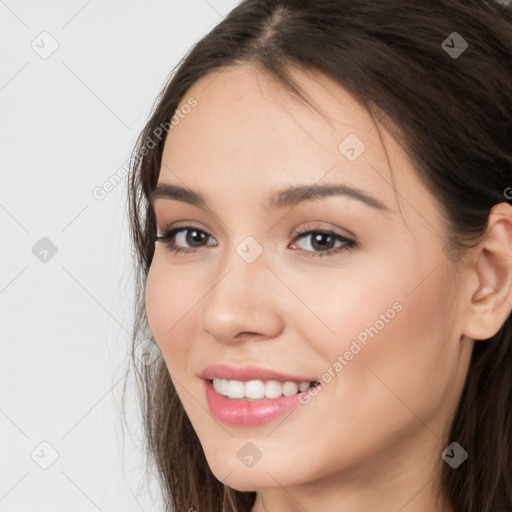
[298,382,310,392]
[227,379,245,399]
[245,379,265,399]
[282,381,299,396]
[213,378,229,395]
[264,380,283,399]
[212,378,314,400]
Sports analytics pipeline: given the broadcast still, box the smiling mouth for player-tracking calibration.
[209,378,320,400]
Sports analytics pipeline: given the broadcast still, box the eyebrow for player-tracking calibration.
[150,182,391,212]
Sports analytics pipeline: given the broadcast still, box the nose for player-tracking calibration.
[199,245,285,344]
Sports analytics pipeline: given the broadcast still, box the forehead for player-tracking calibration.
[159,64,431,220]
[164,65,378,168]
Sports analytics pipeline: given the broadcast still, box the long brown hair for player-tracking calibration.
[124,1,512,510]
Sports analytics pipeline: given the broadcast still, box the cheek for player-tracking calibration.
[326,264,453,421]
[297,257,451,393]
[144,257,201,365]
[289,264,455,472]
[287,262,406,356]
[145,260,172,340]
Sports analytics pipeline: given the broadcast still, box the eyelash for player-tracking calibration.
[154,224,357,258]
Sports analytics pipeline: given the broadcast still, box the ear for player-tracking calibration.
[462,202,512,341]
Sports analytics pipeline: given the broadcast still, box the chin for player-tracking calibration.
[204,450,307,492]
[211,468,275,492]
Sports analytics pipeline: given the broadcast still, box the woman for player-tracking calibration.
[125,1,512,510]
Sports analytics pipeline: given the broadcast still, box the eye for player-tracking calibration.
[154,224,357,258]
[289,226,357,258]
[154,226,217,255]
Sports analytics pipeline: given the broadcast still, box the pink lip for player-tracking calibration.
[204,380,310,426]
[200,364,319,426]
[199,363,318,383]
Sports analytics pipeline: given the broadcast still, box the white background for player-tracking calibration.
[0,1,240,510]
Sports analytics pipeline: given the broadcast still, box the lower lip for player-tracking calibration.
[204,380,310,426]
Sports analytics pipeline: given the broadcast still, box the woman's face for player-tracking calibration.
[145,65,474,505]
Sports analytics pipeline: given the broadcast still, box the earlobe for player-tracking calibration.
[463,202,512,341]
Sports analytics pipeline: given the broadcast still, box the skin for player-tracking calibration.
[145,64,512,512]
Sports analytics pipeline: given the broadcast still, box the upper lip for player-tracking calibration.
[200,364,318,383]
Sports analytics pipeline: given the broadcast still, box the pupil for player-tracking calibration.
[312,233,334,251]
[187,230,206,247]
